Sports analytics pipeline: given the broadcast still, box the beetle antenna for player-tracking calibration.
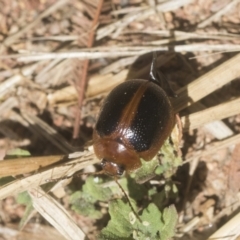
[114,176,142,223]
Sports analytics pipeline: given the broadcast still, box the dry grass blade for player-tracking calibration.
[21,112,74,153]
[96,0,193,40]
[181,97,240,132]
[48,69,128,105]
[0,150,98,200]
[204,120,233,140]
[198,0,240,28]
[0,97,18,116]
[207,212,240,240]
[29,187,85,240]
[180,216,200,234]
[129,30,240,41]
[0,155,64,178]
[100,56,137,74]
[47,86,79,106]
[183,101,233,140]
[35,59,72,88]
[2,45,240,62]
[185,133,240,163]
[0,223,66,240]
[172,53,240,112]
[86,69,128,97]
[28,35,80,41]
[2,0,70,48]
[1,0,240,238]
[0,63,41,98]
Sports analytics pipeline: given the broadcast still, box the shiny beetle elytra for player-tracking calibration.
[93,52,176,176]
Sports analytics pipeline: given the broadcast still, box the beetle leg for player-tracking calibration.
[149,51,158,82]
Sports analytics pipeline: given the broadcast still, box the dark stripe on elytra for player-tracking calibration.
[95,80,144,137]
[128,82,172,152]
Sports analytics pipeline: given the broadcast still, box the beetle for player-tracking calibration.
[93,52,176,177]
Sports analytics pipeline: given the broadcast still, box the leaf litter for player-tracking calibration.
[0,0,240,239]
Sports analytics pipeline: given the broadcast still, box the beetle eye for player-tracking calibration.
[101,158,108,167]
[101,159,125,176]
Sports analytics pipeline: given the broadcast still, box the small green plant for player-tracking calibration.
[70,176,113,219]
[70,133,182,239]
[1,136,182,239]
[99,200,178,240]
[132,137,182,183]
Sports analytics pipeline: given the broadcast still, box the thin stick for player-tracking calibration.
[73,0,104,139]
[114,177,142,223]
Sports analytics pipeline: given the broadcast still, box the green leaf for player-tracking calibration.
[82,176,112,202]
[138,204,178,240]
[17,191,34,230]
[139,203,162,237]
[159,205,178,240]
[71,191,103,219]
[131,134,182,184]
[99,200,178,240]
[157,138,182,179]
[119,177,148,201]
[131,156,159,184]
[152,182,178,210]
[16,191,32,205]
[19,203,35,230]
[99,199,138,240]
[70,176,112,219]
[6,148,31,157]
[152,191,166,210]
